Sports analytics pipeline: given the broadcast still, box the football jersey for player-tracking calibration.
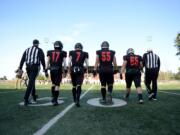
[96,49,115,68]
[123,54,142,70]
[69,50,89,67]
[47,50,67,68]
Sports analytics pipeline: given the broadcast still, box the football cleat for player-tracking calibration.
[123,95,129,101]
[148,93,154,100]
[53,101,59,106]
[33,95,38,102]
[76,102,80,107]
[139,99,144,104]
[24,100,32,106]
[31,100,37,104]
[99,98,107,104]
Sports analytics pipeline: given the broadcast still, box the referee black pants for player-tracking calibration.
[24,66,39,102]
[145,68,159,98]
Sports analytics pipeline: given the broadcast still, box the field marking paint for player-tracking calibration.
[19,97,65,107]
[33,85,93,135]
[159,91,180,96]
[87,98,127,107]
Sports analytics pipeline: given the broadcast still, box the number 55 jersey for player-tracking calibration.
[96,49,115,71]
[123,54,142,74]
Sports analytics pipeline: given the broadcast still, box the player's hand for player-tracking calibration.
[63,69,68,78]
[44,69,49,78]
[120,73,123,80]
[113,69,119,74]
[93,69,97,77]
[84,68,88,73]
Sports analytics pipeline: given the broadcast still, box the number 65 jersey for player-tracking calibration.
[47,50,67,69]
[96,49,115,69]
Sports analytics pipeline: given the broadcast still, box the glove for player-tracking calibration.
[44,69,49,78]
[63,69,68,78]
[64,69,68,74]
[113,69,119,74]
[120,73,123,80]
[84,68,88,73]
[93,70,97,77]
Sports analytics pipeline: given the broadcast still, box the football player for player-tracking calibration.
[120,48,144,104]
[68,43,89,107]
[46,41,67,106]
[93,41,118,103]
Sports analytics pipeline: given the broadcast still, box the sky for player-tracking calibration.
[0,0,180,79]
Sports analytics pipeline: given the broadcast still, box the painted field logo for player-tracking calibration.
[87,98,127,107]
[19,97,65,106]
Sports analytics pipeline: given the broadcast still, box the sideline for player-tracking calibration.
[33,85,93,135]
[159,90,180,96]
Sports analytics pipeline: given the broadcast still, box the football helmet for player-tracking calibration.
[126,48,134,55]
[101,41,109,49]
[74,43,83,50]
[15,69,23,79]
[54,41,63,50]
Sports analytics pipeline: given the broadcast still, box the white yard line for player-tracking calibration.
[159,91,180,96]
[33,85,93,135]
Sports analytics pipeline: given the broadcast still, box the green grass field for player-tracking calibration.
[0,81,180,135]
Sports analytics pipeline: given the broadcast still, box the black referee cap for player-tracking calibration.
[33,39,39,45]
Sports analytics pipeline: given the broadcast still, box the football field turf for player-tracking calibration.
[0,83,180,135]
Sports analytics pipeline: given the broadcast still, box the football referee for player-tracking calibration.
[17,39,47,106]
[143,49,160,100]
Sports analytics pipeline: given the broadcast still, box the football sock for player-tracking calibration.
[77,85,81,102]
[51,86,55,97]
[138,94,143,100]
[101,87,106,100]
[72,87,76,102]
[54,91,59,101]
[108,85,113,93]
[125,93,130,98]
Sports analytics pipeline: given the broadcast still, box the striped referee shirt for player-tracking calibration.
[143,51,160,70]
[19,45,46,70]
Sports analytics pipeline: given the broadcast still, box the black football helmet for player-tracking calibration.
[15,69,23,79]
[74,43,83,50]
[54,41,63,50]
[101,41,109,49]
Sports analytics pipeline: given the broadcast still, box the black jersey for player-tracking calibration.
[123,54,142,70]
[69,50,88,67]
[96,49,115,68]
[47,50,67,68]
